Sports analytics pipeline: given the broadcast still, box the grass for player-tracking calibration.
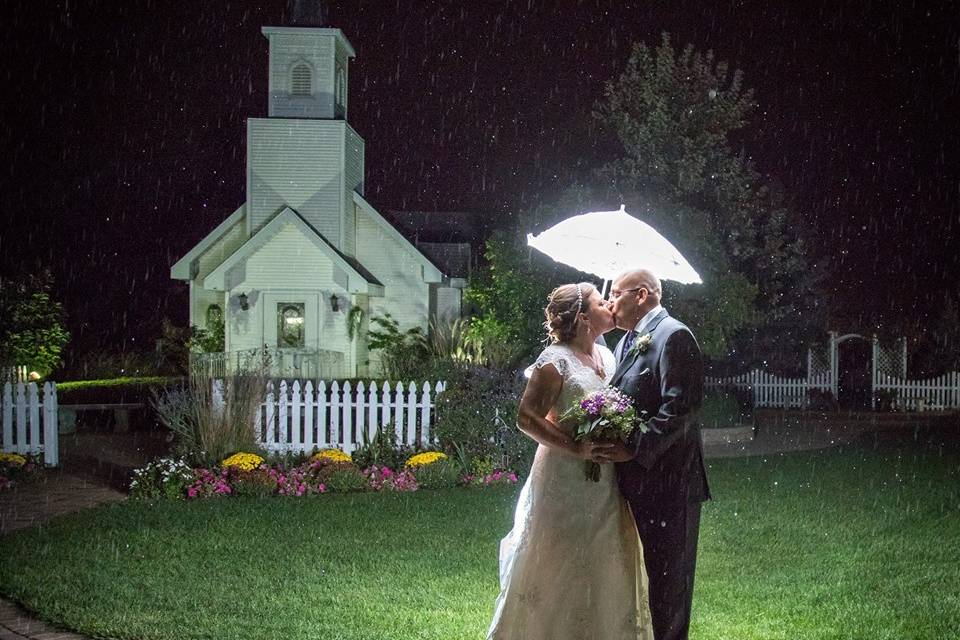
[0,439,958,639]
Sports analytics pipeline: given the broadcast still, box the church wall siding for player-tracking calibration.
[267,34,336,118]
[225,224,352,369]
[195,215,248,281]
[355,209,430,375]
[247,119,344,244]
[343,125,364,255]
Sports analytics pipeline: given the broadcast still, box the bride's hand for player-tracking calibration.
[570,439,599,461]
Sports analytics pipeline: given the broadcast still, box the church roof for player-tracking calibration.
[202,206,383,295]
[170,204,246,281]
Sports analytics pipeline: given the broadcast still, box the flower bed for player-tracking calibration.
[129,448,519,500]
[0,452,43,490]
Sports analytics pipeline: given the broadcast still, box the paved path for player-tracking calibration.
[0,469,124,640]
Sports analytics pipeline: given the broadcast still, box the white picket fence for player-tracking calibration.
[1,366,29,384]
[255,380,446,454]
[1,382,59,466]
[874,371,960,411]
[706,370,833,409]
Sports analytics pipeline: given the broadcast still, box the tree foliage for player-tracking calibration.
[0,270,70,377]
[593,34,823,369]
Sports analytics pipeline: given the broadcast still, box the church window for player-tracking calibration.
[205,304,223,329]
[277,303,306,348]
[291,63,312,96]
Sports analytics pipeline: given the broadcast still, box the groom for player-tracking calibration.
[595,268,711,640]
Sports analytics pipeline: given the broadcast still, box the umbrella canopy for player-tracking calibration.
[526,205,702,285]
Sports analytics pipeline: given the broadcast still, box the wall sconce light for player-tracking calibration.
[330,294,340,312]
[238,292,249,311]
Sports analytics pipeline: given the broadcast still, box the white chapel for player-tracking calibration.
[170,19,461,378]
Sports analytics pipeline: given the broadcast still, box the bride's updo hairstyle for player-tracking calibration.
[544,282,596,344]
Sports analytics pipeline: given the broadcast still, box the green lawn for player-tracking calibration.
[1,442,958,639]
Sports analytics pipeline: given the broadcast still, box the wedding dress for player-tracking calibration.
[487,343,654,640]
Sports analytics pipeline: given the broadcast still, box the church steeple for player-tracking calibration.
[262,4,354,120]
[287,0,329,27]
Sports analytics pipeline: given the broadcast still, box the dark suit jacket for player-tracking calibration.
[611,309,711,507]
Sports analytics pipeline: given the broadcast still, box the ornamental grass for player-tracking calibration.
[151,365,268,467]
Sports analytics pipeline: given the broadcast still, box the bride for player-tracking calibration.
[487,282,653,640]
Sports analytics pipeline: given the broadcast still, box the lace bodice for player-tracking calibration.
[534,343,616,430]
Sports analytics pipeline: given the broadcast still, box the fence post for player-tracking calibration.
[381,382,392,440]
[304,380,315,451]
[393,382,405,443]
[330,381,341,448]
[406,382,417,446]
[420,382,432,446]
[342,382,353,453]
[356,382,366,449]
[2,383,11,453]
[317,380,328,448]
[15,383,27,455]
[43,382,58,467]
[291,381,302,450]
[367,382,379,443]
[264,381,276,450]
[28,383,40,455]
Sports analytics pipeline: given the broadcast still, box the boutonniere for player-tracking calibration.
[630,333,654,356]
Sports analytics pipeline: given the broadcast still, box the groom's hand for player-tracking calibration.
[592,442,634,463]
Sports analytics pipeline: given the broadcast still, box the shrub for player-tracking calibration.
[410,458,460,489]
[404,451,448,468]
[310,448,352,465]
[129,458,194,500]
[367,313,431,380]
[57,376,182,405]
[807,388,839,411]
[433,364,534,473]
[229,467,275,497]
[321,463,368,493]
[186,468,232,499]
[222,452,265,472]
[351,424,417,471]
[363,465,419,492]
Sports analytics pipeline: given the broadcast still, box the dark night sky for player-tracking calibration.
[1,0,958,364]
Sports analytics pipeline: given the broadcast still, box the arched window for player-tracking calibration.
[291,63,312,96]
[277,303,305,348]
[205,304,223,329]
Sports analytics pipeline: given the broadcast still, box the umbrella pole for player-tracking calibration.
[601,278,611,300]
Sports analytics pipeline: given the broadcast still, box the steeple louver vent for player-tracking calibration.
[291,64,312,96]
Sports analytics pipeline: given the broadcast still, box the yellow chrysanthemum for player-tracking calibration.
[221,452,265,472]
[311,449,352,464]
[405,451,448,468]
[0,453,27,467]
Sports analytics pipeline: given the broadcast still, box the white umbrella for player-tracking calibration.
[526,204,702,294]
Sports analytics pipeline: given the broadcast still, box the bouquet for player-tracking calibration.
[561,386,647,481]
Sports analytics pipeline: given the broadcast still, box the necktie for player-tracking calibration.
[621,330,637,362]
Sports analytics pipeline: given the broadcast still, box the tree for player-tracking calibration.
[593,34,823,370]
[464,229,586,368]
[0,270,70,377]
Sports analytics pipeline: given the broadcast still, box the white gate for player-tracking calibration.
[1,382,59,466]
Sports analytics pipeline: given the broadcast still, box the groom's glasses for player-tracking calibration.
[609,287,645,300]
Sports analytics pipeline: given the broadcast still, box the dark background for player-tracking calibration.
[1,0,957,366]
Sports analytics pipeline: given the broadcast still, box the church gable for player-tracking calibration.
[203,207,381,295]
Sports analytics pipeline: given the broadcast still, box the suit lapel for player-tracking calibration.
[611,309,670,386]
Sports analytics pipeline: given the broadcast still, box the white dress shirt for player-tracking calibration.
[632,304,664,336]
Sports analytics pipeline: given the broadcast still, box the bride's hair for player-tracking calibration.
[544,282,595,344]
